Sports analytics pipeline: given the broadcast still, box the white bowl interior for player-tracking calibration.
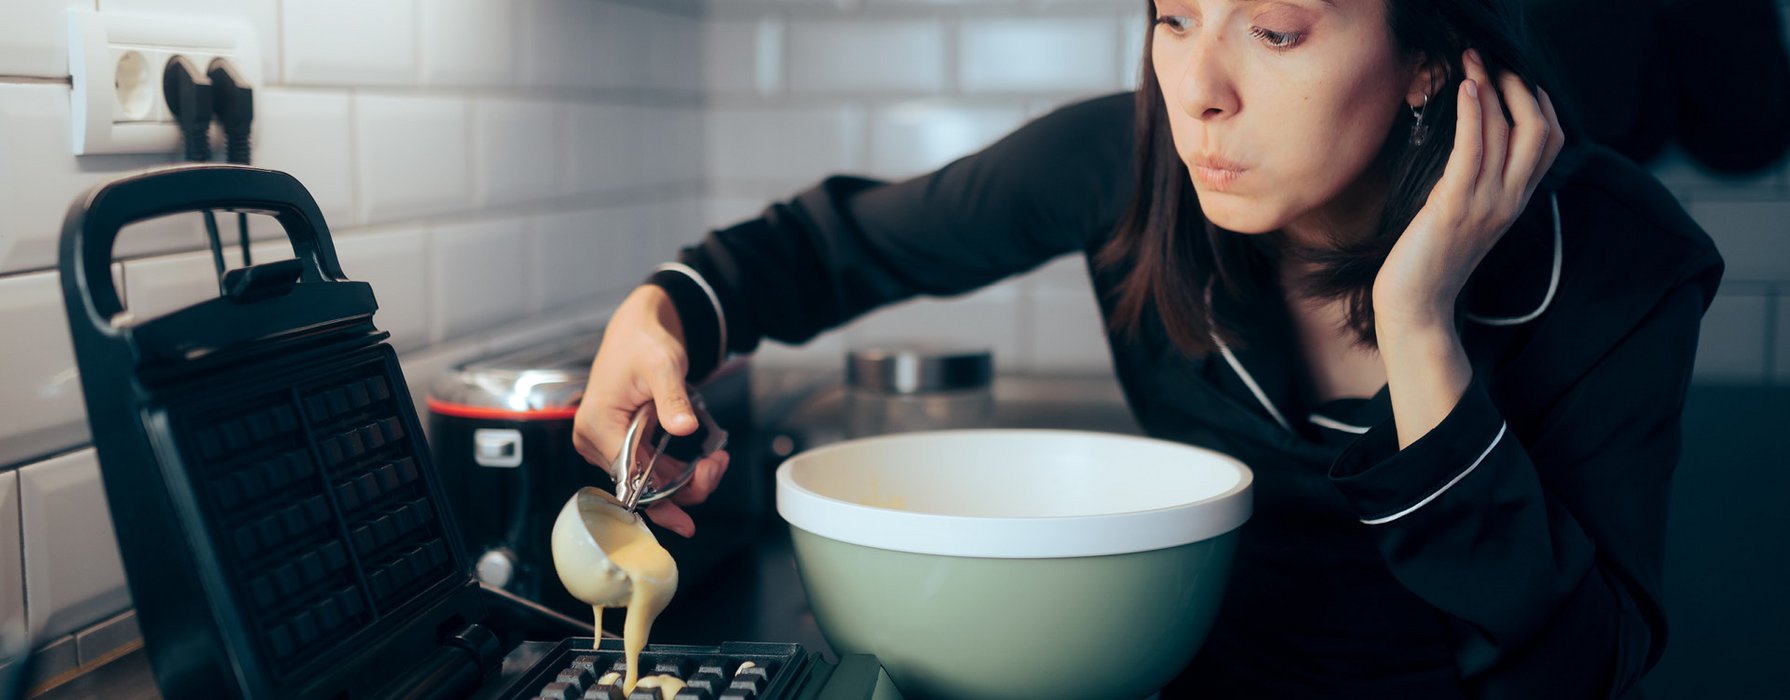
[777,430,1253,558]
[791,430,1243,516]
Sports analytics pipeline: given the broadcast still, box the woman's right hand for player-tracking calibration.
[572,285,731,537]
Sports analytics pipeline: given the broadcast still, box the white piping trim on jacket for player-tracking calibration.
[656,262,728,372]
[1464,192,1562,327]
[1309,414,1372,434]
[1206,282,1294,433]
[1360,421,1507,525]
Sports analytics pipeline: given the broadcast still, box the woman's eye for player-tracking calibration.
[1249,26,1303,50]
[1154,15,1194,34]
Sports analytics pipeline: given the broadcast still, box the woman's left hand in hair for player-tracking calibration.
[1373,48,1565,332]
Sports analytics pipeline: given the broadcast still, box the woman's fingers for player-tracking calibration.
[1537,88,1566,184]
[1500,72,1550,199]
[1438,73,1485,200]
[670,451,729,506]
[1463,50,1510,192]
[645,350,697,437]
[645,500,696,538]
[572,377,640,479]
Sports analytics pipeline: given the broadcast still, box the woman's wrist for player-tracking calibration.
[624,284,686,347]
[1372,288,1458,334]
[1376,317,1471,449]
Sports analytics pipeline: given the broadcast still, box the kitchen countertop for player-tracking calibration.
[27,372,1787,698]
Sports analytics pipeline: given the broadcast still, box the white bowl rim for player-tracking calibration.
[775,429,1253,558]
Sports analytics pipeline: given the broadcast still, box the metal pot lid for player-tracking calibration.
[846,344,993,394]
[427,332,599,420]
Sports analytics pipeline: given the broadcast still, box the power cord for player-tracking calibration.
[208,58,255,265]
[164,56,257,290]
[162,55,231,294]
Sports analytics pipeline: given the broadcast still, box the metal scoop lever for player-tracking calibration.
[612,393,727,512]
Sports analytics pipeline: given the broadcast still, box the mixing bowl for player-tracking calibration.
[775,429,1253,700]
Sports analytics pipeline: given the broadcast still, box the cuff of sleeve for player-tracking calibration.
[1329,375,1509,525]
[645,263,726,383]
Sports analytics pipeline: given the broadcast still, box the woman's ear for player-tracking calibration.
[1406,54,1449,108]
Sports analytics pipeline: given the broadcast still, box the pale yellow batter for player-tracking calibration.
[551,487,679,693]
[633,674,687,697]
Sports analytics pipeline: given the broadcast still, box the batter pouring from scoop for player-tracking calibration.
[551,487,678,694]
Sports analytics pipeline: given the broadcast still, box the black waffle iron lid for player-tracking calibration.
[58,165,499,699]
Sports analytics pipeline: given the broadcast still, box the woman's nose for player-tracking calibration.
[1177,39,1239,121]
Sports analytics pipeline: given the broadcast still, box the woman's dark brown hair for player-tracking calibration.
[1098,0,1572,355]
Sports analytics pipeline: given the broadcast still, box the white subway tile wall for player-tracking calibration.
[121,247,237,322]
[2,471,21,653]
[0,0,702,667]
[336,227,433,353]
[1691,201,1790,282]
[705,18,783,96]
[867,101,1029,178]
[251,89,357,227]
[561,102,645,197]
[0,0,73,78]
[706,105,868,190]
[0,272,94,469]
[473,98,562,208]
[429,217,534,343]
[281,0,415,86]
[0,85,190,275]
[788,19,946,94]
[0,263,117,470]
[958,17,1122,93]
[18,449,129,643]
[418,0,516,87]
[702,0,1144,373]
[518,0,608,89]
[533,208,635,312]
[645,5,704,93]
[1695,289,1773,383]
[354,93,472,224]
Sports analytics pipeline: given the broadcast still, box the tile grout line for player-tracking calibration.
[11,469,25,657]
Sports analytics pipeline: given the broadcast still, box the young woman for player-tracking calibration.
[573,0,1723,695]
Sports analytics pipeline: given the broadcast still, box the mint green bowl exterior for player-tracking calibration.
[777,429,1252,700]
[790,527,1238,700]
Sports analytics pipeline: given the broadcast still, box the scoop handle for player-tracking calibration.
[613,393,726,511]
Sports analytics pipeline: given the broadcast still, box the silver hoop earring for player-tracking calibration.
[1409,93,1430,146]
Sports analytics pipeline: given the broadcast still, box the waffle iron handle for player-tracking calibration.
[59,164,348,333]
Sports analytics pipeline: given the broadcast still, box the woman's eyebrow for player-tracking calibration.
[1235,0,1337,8]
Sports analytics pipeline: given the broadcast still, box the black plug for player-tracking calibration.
[162,55,213,162]
[165,55,231,288]
[207,58,256,265]
[207,58,253,165]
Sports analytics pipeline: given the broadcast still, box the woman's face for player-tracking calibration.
[1152,0,1422,237]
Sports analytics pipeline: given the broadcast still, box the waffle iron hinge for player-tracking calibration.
[376,623,501,700]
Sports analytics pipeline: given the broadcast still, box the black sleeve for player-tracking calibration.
[649,92,1137,381]
[1328,280,1714,698]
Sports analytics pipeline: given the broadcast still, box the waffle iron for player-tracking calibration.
[57,165,883,700]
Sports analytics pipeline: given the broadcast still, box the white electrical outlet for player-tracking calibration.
[67,9,264,156]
